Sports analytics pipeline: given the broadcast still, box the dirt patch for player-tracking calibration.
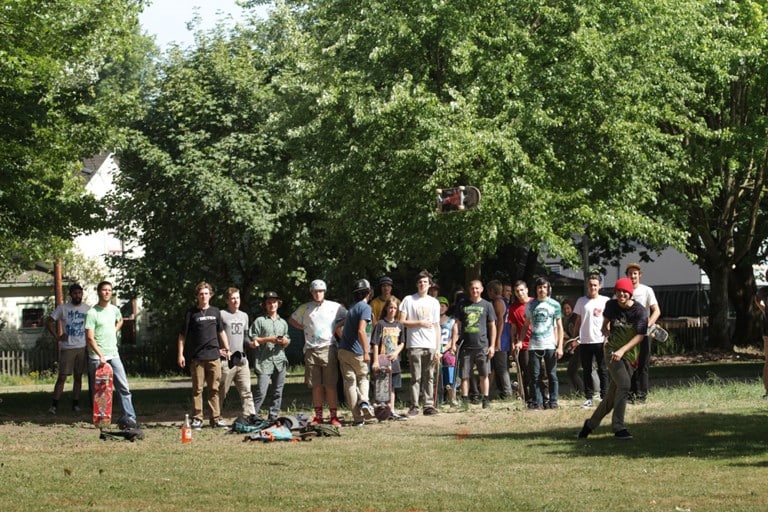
[653,346,764,366]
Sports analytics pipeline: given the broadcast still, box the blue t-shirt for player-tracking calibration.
[339,300,372,355]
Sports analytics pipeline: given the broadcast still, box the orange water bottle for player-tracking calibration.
[181,414,192,443]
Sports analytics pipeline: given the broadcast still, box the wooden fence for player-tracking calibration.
[0,344,173,377]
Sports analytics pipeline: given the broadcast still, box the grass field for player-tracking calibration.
[0,361,766,511]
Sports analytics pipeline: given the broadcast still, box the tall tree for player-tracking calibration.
[0,0,147,277]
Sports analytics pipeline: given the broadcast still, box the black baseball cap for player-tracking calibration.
[68,283,83,293]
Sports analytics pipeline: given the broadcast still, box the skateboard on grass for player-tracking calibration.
[374,355,392,404]
[436,186,481,213]
[93,363,113,429]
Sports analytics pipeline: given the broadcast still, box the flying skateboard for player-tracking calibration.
[374,354,392,404]
[93,363,113,429]
[436,186,481,213]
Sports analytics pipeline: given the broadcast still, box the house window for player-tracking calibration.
[21,306,45,329]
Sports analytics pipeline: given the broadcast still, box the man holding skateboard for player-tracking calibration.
[86,281,138,429]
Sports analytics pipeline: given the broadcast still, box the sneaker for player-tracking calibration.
[310,416,324,426]
[191,418,204,431]
[248,414,264,425]
[72,405,81,412]
[360,402,375,420]
[407,406,419,417]
[211,418,228,429]
[614,429,633,440]
[391,412,408,421]
[423,406,439,416]
[48,406,57,415]
[548,402,559,410]
[582,399,593,409]
[577,420,591,439]
[329,417,342,427]
[481,397,490,409]
[352,420,365,427]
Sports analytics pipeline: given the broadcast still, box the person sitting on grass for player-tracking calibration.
[578,277,647,441]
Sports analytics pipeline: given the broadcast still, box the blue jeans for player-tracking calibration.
[89,356,136,424]
[529,349,558,406]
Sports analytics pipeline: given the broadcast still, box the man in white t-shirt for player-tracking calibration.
[290,279,347,427]
[625,263,661,404]
[573,274,609,409]
[46,283,90,414]
[399,270,441,416]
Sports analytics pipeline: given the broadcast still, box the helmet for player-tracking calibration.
[353,279,371,293]
[310,279,326,291]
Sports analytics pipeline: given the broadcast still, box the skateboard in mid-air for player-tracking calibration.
[436,186,481,213]
[93,363,113,429]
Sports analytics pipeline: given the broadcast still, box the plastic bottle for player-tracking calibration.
[181,414,192,444]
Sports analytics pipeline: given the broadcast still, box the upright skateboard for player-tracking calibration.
[513,351,525,402]
[93,363,114,429]
[435,186,481,213]
[374,355,392,404]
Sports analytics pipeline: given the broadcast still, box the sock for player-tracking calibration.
[329,408,338,418]
[314,406,323,419]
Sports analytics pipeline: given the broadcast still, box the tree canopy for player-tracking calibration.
[0,0,148,277]
[111,0,768,347]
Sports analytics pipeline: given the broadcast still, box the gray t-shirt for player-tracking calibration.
[220,309,249,354]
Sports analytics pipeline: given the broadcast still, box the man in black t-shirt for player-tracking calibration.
[178,281,230,430]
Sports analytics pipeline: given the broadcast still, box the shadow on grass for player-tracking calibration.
[452,410,768,467]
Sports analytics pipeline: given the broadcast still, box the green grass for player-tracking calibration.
[0,363,767,511]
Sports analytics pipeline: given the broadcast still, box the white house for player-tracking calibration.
[0,153,146,349]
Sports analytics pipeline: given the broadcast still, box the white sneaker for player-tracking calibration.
[581,399,593,409]
[48,406,57,415]
[360,402,375,420]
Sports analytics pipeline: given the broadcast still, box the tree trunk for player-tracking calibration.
[708,264,733,350]
[729,260,760,346]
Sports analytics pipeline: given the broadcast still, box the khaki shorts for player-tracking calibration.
[59,347,87,375]
[304,345,339,388]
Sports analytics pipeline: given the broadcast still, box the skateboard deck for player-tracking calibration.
[374,355,392,404]
[513,351,525,402]
[436,186,481,213]
[93,363,114,429]
[648,324,669,343]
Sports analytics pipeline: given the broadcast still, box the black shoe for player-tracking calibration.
[481,397,490,409]
[614,429,633,440]
[577,420,592,439]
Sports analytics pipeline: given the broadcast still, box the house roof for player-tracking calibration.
[80,152,112,184]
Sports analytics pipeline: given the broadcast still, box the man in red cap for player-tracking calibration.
[578,277,647,440]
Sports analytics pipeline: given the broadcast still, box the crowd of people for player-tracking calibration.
[44,263,768,439]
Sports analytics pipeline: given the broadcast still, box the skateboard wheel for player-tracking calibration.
[458,205,465,210]
[436,188,443,194]
[458,186,465,191]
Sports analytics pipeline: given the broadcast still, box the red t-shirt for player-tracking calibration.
[506,299,532,350]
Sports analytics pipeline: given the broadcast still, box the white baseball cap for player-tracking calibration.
[310,279,327,291]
